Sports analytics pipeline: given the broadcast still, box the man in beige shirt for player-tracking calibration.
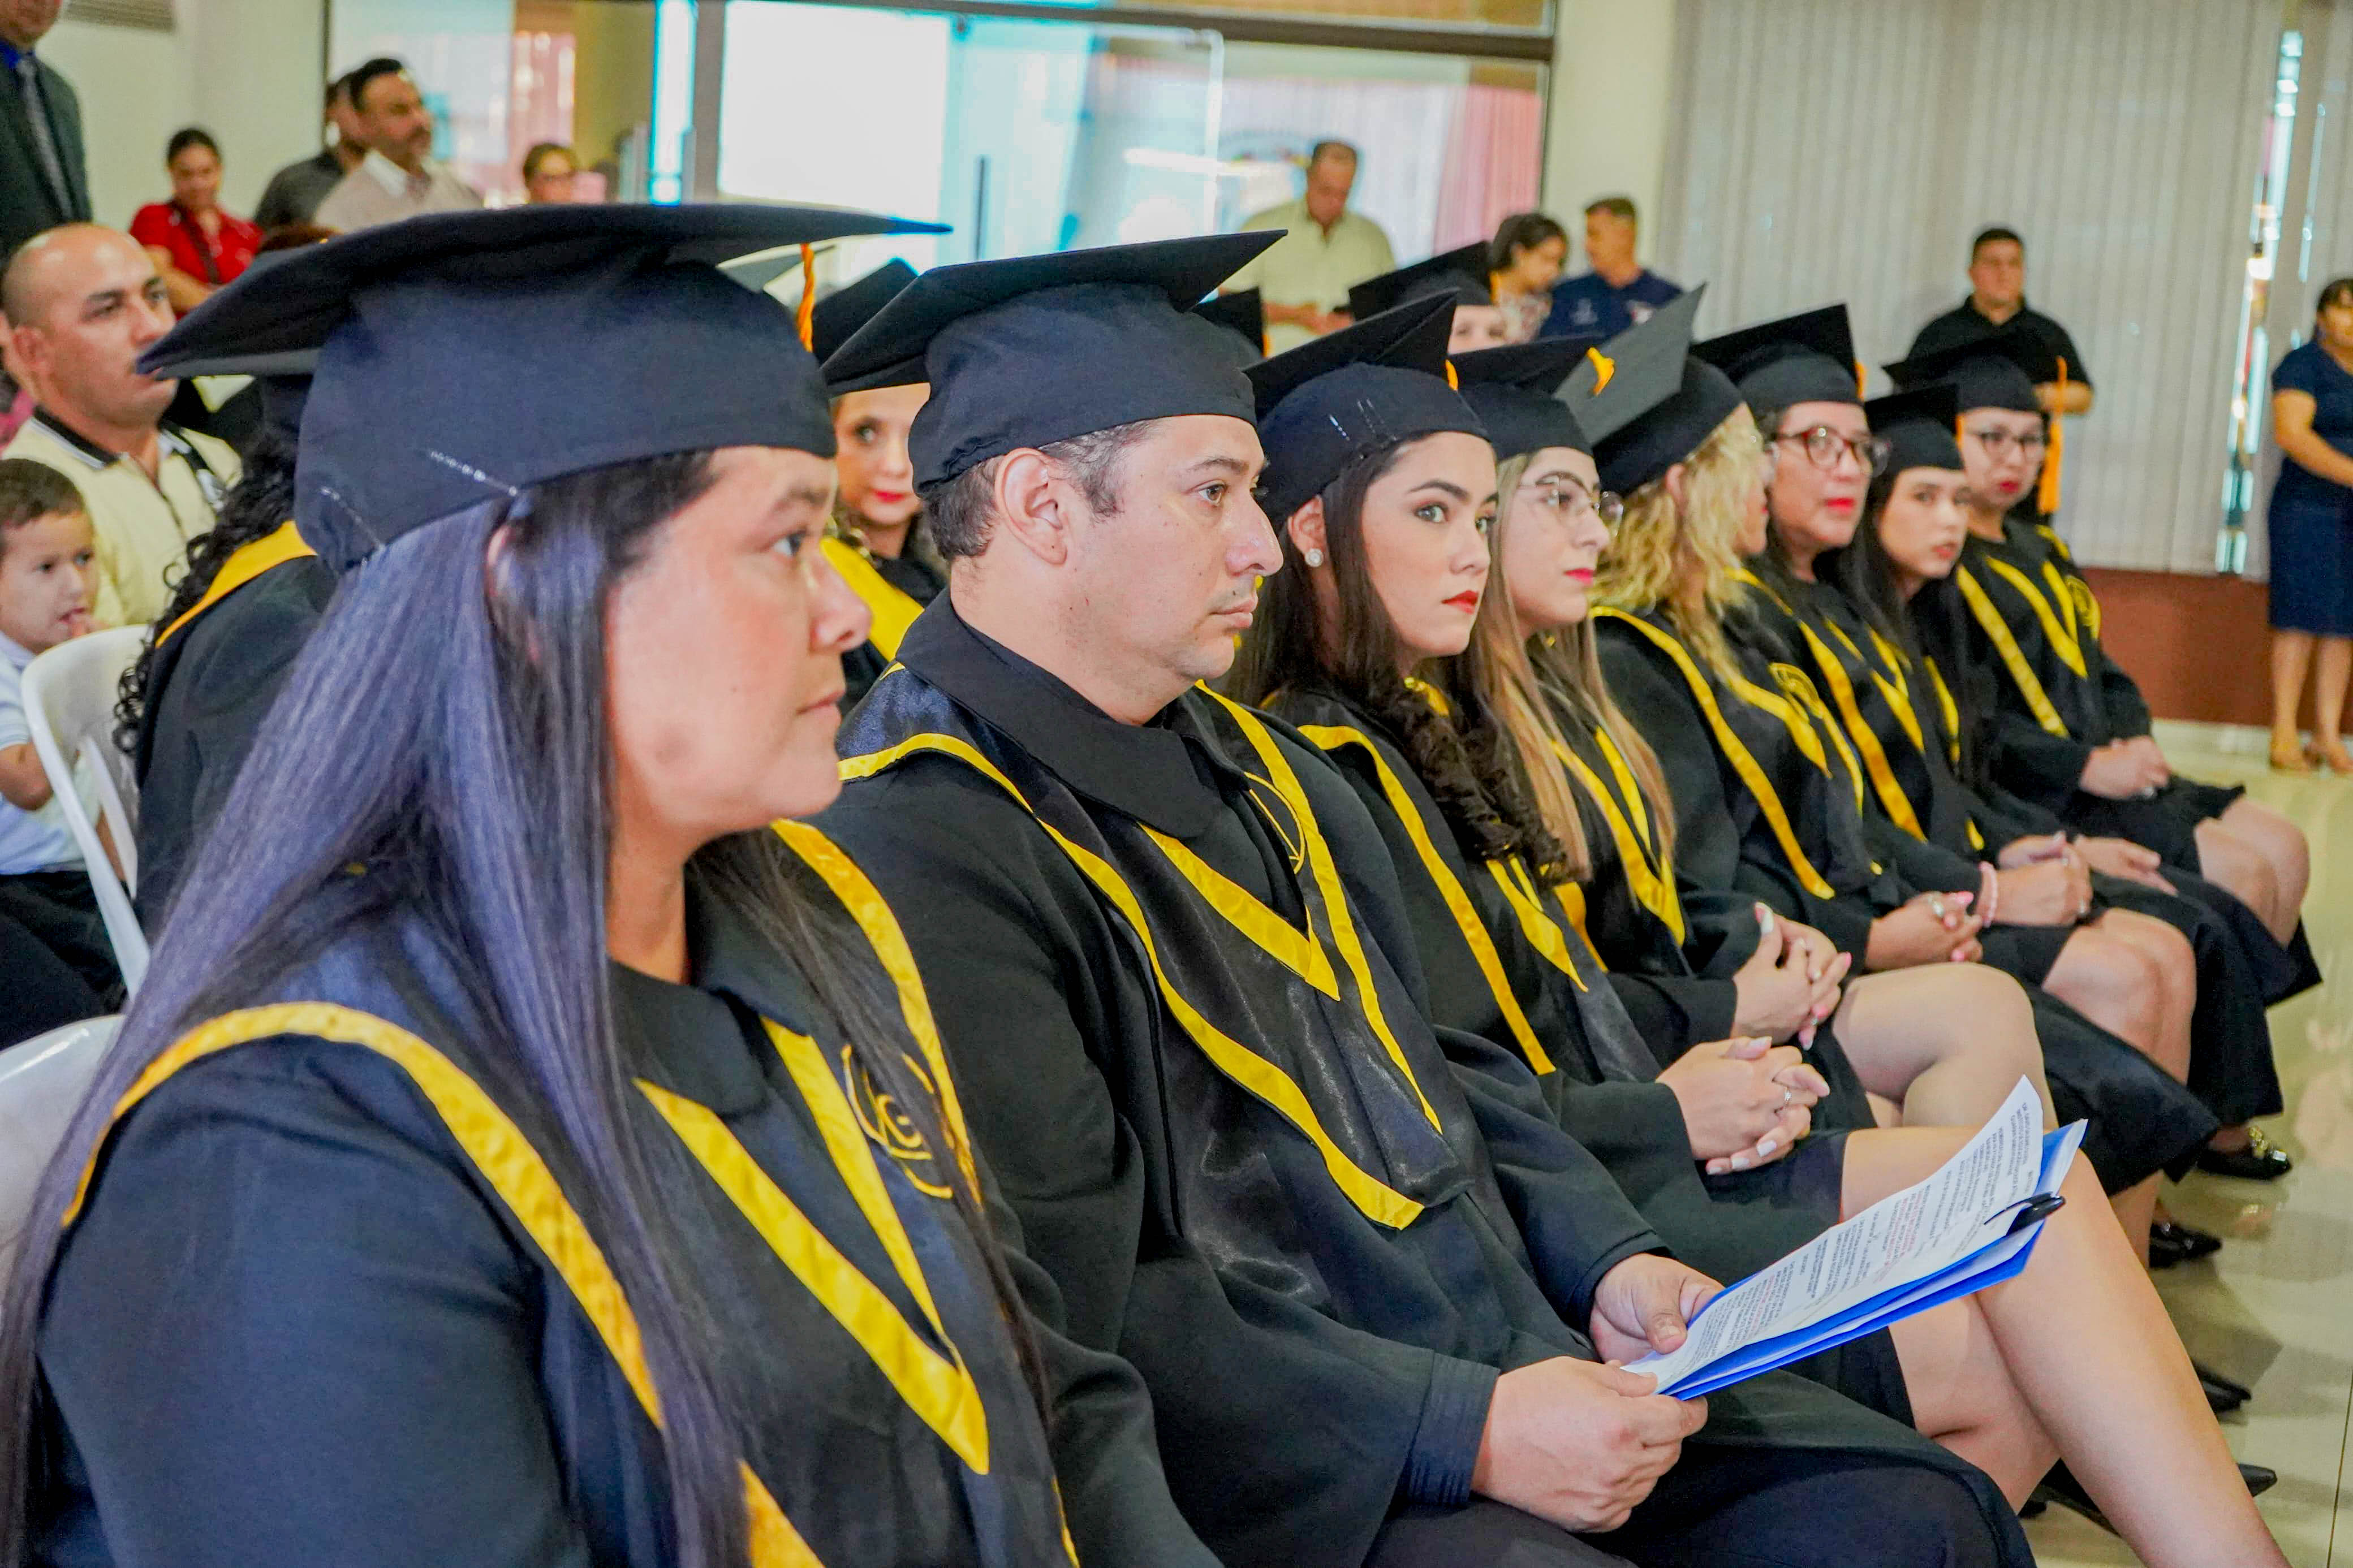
[1,225,236,627]
[1226,141,1396,353]
[313,57,481,234]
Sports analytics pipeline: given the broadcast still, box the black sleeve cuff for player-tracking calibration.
[1402,1355,1501,1507]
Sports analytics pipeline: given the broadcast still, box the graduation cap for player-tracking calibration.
[140,204,942,573]
[1247,295,1483,522]
[1863,385,1962,477]
[1346,242,1493,323]
[155,347,320,446]
[821,232,1280,490]
[1559,288,1740,496]
[1693,303,1860,412]
[1882,327,2045,414]
[1450,335,1600,461]
[812,259,919,369]
[1193,288,1266,367]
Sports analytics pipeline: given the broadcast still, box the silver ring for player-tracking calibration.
[1782,1088,1794,1107]
[1928,896,1947,919]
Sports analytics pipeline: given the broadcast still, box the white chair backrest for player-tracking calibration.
[0,1016,118,1273]
[21,627,148,995]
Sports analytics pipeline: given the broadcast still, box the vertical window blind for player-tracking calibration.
[1655,0,2282,573]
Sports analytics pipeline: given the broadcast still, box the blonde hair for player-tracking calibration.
[1472,452,1679,876]
[1591,406,1760,684]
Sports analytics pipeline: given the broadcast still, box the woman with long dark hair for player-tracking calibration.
[1223,309,2286,1568]
[0,207,1211,1568]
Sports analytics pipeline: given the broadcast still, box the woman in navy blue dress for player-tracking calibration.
[2266,277,2353,773]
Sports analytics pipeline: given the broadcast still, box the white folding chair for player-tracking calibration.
[0,1015,117,1272]
[20,627,148,996]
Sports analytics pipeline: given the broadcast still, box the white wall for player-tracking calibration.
[40,0,325,228]
[1541,0,1675,264]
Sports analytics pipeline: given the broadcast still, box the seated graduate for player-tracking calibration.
[1883,332,2314,984]
[818,234,2039,1568]
[1219,299,2285,1566]
[1348,243,1511,357]
[810,259,946,710]
[0,206,1216,1568]
[115,357,333,932]
[1578,297,2218,1206]
[1706,310,2290,1252]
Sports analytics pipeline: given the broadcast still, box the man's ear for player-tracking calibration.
[1285,495,1326,564]
[989,448,1074,567]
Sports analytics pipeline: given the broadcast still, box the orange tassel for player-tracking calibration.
[1445,360,1459,390]
[1855,358,1867,398]
[1585,347,1615,392]
[795,244,818,352]
[2036,357,2067,515]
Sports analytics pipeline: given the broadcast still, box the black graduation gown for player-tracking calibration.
[829,534,945,712]
[822,599,2030,1568]
[1950,520,2240,862]
[1594,601,2214,1192]
[35,834,1206,1568]
[1262,682,1910,1420]
[1752,571,2283,1129]
[130,529,335,932]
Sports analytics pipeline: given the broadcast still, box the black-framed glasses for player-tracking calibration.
[1529,480,1623,529]
[1773,426,1895,475]
[1964,427,2048,457]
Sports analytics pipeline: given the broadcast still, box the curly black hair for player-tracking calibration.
[113,426,298,757]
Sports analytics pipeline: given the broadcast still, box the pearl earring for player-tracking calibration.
[1304,548,1325,567]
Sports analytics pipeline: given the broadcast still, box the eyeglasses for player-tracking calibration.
[1529,480,1623,529]
[1773,427,1895,475]
[1964,427,2048,457]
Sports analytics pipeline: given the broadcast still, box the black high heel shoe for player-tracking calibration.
[2148,1218,2225,1269]
[2031,1459,2277,1533]
[2197,1126,2294,1181]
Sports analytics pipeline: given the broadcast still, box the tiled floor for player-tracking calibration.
[2024,735,2353,1566]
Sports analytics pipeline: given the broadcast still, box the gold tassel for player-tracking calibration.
[795,244,818,352]
[1585,347,1615,392]
[1445,359,1459,390]
[2036,357,2067,516]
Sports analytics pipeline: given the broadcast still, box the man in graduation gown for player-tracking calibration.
[818,235,2031,1568]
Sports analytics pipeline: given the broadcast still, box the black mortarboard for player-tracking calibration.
[1248,295,1485,522]
[1346,243,1494,322]
[822,232,1280,490]
[1882,327,2042,414]
[1563,289,1740,495]
[1693,303,1860,411]
[1451,335,1600,460]
[812,259,918,369]
[1193,288,1265,366]
[1865,385,1962,476]
[140,204,941,573]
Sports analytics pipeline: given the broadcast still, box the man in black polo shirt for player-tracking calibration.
[1907,227,2093,417]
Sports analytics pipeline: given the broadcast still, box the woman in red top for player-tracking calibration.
[129,129,264,314]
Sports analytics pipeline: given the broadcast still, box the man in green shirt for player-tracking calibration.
[1227,140,1396,352]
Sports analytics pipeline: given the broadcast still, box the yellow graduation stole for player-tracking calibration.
[822,535,925,660]
[155,520,315,651]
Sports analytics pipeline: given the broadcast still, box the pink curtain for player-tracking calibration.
[1432,85,1541,253]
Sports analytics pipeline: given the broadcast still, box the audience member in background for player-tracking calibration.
[252,75,364,232]
[129,128,263,314]
[1905,229,2093,419]
[0,458,117,1006]
[520,140,576,204]
[2,226,236,627]
[1489,211,1570,343]
[1542,196,1682,340]
[2264,275,2353,774]
[312,57,481,233]
[0,0,88,262]
[1226,139,1395,353]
